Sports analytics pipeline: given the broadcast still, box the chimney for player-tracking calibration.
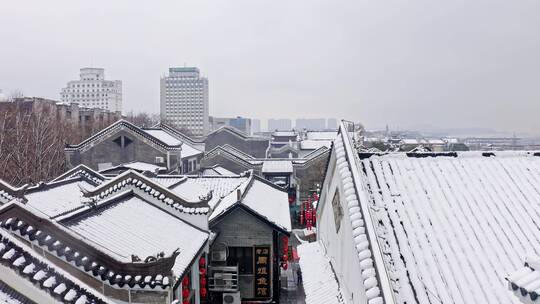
[237,189,241,201]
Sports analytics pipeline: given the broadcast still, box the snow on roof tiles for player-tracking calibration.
[173,176,249,209]
[300,139,332,150]
[360,152,540,303]
[201,166,236,176]
[0,230,112,304]
[507,256,540,303]
[262,160,293,173]
[102,161,166,173]
[25,179,95,219]
[50,164,107,184]
[64,195,208,276]
[143,129,203,158]
[66,120,182,152]
[210,176,292,232]
[305,131,337,141]
[298,241,346,304]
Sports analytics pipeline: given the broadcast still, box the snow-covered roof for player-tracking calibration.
[297,241,346,304]
[201,166,236,176]
[143,129,182,146]
[358,152,540,303]
[143,129,203,158]
[66,120,183,152]
[507,255,540,303]
[170,176,249,209]
[25,179,96,219]
[426,138,445,145]
[0,202,177,291]
[210,176,292,232]
[305,131,337,141]
[262,160,293,174]
[64,195,208,276]
[50,164,107,184]
[272,131,297,137]
[0,229,113,304]
[0,180,27,205]
[83,171,211,214]
[100,161,166,174]
[300,139,332,150]
[400,138,420,144]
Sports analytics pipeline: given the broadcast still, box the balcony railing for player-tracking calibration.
[208,265,239,292]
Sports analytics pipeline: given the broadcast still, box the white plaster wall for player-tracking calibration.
[317,147,368,304]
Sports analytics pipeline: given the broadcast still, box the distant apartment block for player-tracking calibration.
[209,116,251,134]
[0,97,122,130]
[327,118,338,129]
[252,118,261,134]
[268,118,292,131]
[295,118,326,130]
[61,68,122,113]
[160,67,209,136]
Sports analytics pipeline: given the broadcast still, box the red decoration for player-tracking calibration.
[199,267,207,276]
[182,276,189,287]
[200,287,207,297]
[281,262,288,270]
[199,257,206,267]
[183,300,189,304]
[182,288,190,298]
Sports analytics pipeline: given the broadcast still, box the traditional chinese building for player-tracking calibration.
[65,120,204,173]
[0,166,210,304]
[300,121,540,304]
[0,164,292,304]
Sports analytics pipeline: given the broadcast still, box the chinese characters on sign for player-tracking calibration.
[254,246,271,298]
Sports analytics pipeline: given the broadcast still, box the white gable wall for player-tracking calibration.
[317,145,368,304]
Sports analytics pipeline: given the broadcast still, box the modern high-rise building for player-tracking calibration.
[60,68,122,112]
[268,119,292,131]
[160,67,209,136]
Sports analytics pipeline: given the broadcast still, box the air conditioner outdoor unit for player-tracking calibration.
[222,292,241,304]
[211,250,227,262]
[155,156,164,164]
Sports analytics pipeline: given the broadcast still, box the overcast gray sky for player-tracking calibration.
[1,0,539,134]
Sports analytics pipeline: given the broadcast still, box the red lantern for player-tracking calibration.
[200,287,207,297]
[281,262,288,270]
[182,288,190,298]
[199,257,206,267]
[182,276,189,287]
[183,300,189,304]
[282,254,288,262]
[200,276,207,286]
[199,267,207,276]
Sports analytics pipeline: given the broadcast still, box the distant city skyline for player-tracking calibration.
[1,1,539,135]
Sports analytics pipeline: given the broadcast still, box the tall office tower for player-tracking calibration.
[160,67,209,136]
[327,118,338,129]
[268,119,292,131]
[61,68,122,112]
